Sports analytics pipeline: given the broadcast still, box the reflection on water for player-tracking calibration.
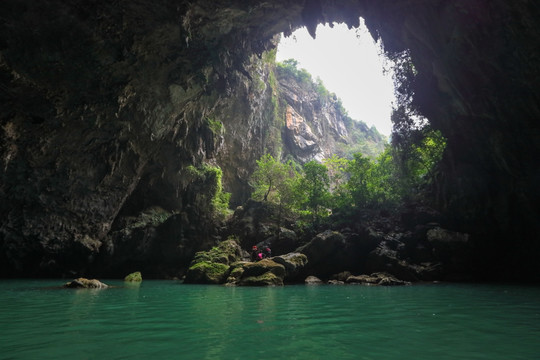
[1,280,540,359]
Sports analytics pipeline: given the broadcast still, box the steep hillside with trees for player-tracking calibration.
[275,59,386,163]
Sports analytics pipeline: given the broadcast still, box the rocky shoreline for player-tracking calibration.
[178,200,472,286]
[58,199,473,287]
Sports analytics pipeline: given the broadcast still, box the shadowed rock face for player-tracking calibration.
[0,1,538,279]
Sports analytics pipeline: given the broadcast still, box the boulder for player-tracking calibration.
[64,278,108,289]
[185,262,230,284]
[241,259,285,278]
[238,271,284,286]
[327,280,345,285]
[305,275,323,285]
[330,271,352,282]
[365,240,440,282]
[272,252,308,280]
[297,230,354,276]
[226,200,280,248]
[346,273,410,286]
[124,271,142,282]
[266,228,299,255]
[184,239,242,284]
[236,259,286,286]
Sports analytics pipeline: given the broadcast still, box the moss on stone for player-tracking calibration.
[229,264,245,278]
[124,271,142,282]
[184,239,244,284]
[242,259,285,278]
[240,271,283,286]
[187,261,230,284]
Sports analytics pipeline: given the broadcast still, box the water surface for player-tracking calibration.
[2,280,539,359]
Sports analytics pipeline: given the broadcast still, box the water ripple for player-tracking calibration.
[1,281,540,359]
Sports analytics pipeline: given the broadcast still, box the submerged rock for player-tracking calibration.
[64,278,108,289]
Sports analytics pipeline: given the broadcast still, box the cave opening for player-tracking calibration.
[276,19,395,137]
[0,1,538,281]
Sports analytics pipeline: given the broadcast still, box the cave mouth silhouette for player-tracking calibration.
[0,1,538,280]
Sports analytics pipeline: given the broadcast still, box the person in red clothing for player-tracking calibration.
[250,245,259,262]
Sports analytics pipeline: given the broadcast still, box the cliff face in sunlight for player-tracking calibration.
[0,0,538,279]
[276,65,386,163]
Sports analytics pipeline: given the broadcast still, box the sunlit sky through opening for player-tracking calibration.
[276,20,395,137]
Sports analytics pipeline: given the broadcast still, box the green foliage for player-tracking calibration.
[128,206,175,229]
[276,59,312,85]
[276,58,387,159]
[208,166,231,218]
[323,155,349,191]
[206,117,224,135]
[315,77,330,102]
[250,154,299,205]
[186,164,231,219]
[262,48,277,64]
[187,261,230,284]
[392,125,446,196]
[296,161,331,222]
[336,121,387,159]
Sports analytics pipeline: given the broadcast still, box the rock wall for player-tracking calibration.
[276,66,386,163]
[359,1,540,279]
[0,0,538,279]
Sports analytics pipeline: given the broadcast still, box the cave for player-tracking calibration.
[0,1,539,280]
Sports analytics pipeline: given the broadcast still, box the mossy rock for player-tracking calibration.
[272,253,308,278]
[242,259,285,278]
[184,261,230,284]
[124,271,142,282]
[239,271,284,286]
[184,240,244,284]
[229,263,246,278]
[192,239,242,265]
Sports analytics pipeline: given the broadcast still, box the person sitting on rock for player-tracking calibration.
[264,247,271,258]
[251,245,258,262]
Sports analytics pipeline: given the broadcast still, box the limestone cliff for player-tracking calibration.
[0,0,538,280]
[275,64,386,163]
[212,52,387,206]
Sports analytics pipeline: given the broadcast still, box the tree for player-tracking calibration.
[250,154,300,237]
[250,154,288,202]
[297,161,330,223]
[345,153,372,208]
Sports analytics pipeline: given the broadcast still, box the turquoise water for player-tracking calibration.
[1,280,540,359]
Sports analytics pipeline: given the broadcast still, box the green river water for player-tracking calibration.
[1,280,539,359]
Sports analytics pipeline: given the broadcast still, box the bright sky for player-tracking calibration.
[276,20,395,136]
